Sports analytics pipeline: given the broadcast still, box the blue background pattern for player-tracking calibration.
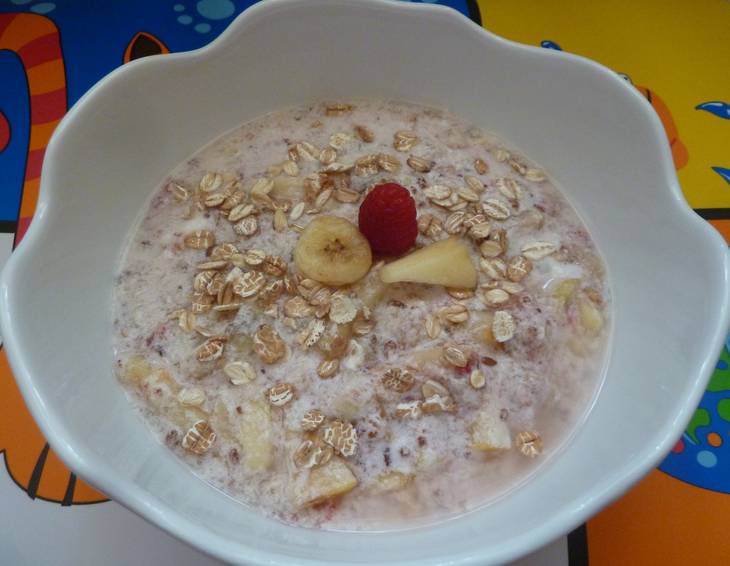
[2,0,729,495]
[0,0,475,223]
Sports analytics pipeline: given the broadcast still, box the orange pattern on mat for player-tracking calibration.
[708,219,730,244]
[588,470,730,565]
[0,12,107,505]
[635,85,689,170]
[0,14,67,228]
[0,349,107,504]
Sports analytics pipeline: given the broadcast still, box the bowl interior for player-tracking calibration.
[3,0,728,564]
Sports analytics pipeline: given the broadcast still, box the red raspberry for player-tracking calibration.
[358,183,418,256]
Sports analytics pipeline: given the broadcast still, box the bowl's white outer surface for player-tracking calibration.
[1,0,729,564]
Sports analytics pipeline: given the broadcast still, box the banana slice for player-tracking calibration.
[294,215,372,286]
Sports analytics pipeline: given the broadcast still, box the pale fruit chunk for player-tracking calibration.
[414,446,446,471]
[469,311,496,347]
[380,237,477,289]
[136,368,207,428]
[551,278,580,309]
[551,278,580,300]
[568,335,590,357]
[470,410,512,452]
[317,322,354,359]
[332,383,377,421]
[578,296,604,333]
[121,355,151,385]
[295,457,358,508]
[211,400,236,443]
[353,261,388,308]
[238,400,274,472]
[271,175,304,201]
[294,215,372,286]
[371,470,414,494]
[407,347,445,369]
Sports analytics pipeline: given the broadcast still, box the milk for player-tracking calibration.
[113,100,610,530]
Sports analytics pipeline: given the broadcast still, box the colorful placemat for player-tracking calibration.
[1,1,728,564]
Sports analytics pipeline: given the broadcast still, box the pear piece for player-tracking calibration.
[295,457,358,508]
[371,471,414,494]
[380,237,477,288]
[238,400,273,472]
[470,409,512,452]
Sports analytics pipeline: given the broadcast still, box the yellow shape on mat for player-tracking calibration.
[479,0,730,209]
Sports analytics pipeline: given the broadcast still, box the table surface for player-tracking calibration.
[1,1,729,564]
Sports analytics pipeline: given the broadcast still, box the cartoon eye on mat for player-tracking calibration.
[0,12,106,505]
[124,31,169,64]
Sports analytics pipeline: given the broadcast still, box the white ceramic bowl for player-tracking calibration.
[2,0,729,564]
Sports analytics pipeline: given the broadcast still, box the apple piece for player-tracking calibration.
[470,409,512,452]
[238,400,274,472]
[317,322,353,359]
[578,296,604,333]
[469,311,496,347]
[414,446,446,471]
[371,471,414,494]
[271,175,304,201]
[379,237,477,289]
[137,368,207,428]
[211,400,236,442]
[407,346,444,369]
[550,278,580,310]
[332,383,377,421]
[551,278,580,301]
[295,457,358,508]
[354,261,388,308]
[121,355,151,385]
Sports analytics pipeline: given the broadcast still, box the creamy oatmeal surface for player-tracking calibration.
[113,100,610,530]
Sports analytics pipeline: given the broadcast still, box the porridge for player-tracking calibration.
[113,100,610,530]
